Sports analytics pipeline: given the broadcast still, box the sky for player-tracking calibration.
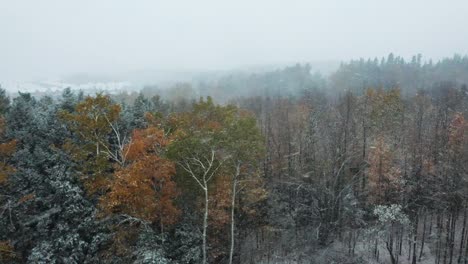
[1,0,468,82]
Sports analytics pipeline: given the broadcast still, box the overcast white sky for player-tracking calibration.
[1,0,468,81]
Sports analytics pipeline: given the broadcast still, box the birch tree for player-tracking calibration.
[168,97,230,264]
[60,93,125,194]
[222,110,264,264]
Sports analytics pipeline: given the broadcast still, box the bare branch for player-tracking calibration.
[178,161,206,190]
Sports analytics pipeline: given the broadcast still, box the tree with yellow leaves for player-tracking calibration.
[61,94,124,194]
[168,97,265,264]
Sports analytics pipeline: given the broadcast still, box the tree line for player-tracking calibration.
[1,54,468,263]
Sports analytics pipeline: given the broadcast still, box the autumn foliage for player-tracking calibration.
[0,240,15,262]
[100,121,180,226]
[448,112,466,152]
[367,137,402,204]
[61,94,121,144]
[0,117,15,185]
[60,94,121,194]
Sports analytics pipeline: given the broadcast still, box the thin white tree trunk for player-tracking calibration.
[203,185,209,264]
[229,181,237,264]
[229,164,240,264]
[178,150,222,264]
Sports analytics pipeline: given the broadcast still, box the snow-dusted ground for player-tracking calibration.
[239,226,440,264]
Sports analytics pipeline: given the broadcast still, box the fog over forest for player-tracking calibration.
[2,1,468,83]
[1,1,468,264]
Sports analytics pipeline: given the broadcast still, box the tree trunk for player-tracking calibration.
[374,237,378,258]
[444,214,450,264]
[437,214,442,264]
[429,213,433,238]
[449,212,456,264]
[464,218,468,264]
[399,225,403,256]
[396,227,400,263]
[458,208,467,264]
[386,240,397,264]
[420,210,427,261]
[229,166,239,264]
[348,231,353,256]
[408,233,412,262]
[203,186,209,264]
[412,213,418,264]
[352,230,358,256]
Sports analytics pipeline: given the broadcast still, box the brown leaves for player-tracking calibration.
[18,193,35,204]
[0,240,16,262]
[0,163,15,185]
[125,127,169,161]
[100,125,180,226]
[209,175,231,229]
[0,117,16,185]
[0,140,16,158]
[448,112,466,151]
[368,137,402,204]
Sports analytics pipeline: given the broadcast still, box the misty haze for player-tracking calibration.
[1,1,468,264]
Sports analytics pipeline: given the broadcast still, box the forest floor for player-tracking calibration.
[239,227,443,264]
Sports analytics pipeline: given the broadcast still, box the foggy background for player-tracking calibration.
[1,0,468,90]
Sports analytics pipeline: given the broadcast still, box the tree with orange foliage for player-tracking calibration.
[367,137,402,205]
[0,90,17,261]
[100,117,180,230]
[446,112,467,204]
[0,117,16,185]
[448,112,466,153]
[0,112,16,262]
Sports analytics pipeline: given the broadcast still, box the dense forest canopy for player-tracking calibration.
[1,54,468,264]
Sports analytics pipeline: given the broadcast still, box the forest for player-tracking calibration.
[1,54,468,264]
